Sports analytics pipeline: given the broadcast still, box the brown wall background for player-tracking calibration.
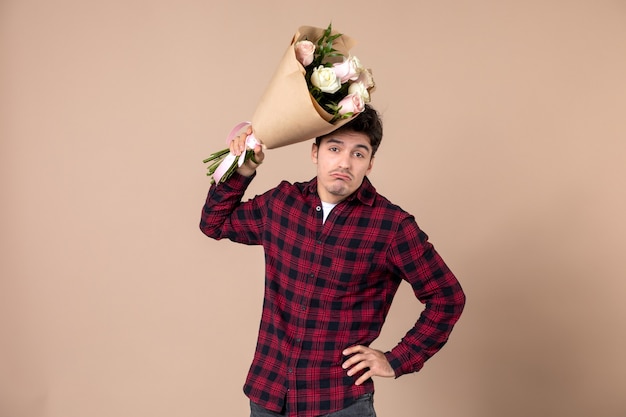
[2,1,625,416]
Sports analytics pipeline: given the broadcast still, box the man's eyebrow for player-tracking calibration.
[354,143,371,153]
[326,137,371,152]
[326,138,344,145]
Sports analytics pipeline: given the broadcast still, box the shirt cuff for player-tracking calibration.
[213,170,256,191]
[384,350,424,378]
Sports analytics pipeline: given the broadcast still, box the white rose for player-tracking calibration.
[356,68,375,89]
[310,66,342,94]
[348,81,371,103]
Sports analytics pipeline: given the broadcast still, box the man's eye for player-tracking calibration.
[329,147,339,152]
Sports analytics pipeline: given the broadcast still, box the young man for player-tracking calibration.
[200,106,466,417]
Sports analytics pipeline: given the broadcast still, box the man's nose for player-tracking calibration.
[337,151,351,168]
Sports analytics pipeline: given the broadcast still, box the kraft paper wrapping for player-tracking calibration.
[251,25,358,149]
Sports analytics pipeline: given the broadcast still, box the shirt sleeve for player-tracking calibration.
[384,216,466,377]
[199,172,266,245]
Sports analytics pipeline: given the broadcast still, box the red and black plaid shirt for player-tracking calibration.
[200,173,465,417]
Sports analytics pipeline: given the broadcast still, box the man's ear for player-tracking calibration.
[366,156,375,175]
[311,142,318,164]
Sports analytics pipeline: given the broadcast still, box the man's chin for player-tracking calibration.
[328,185,351,198]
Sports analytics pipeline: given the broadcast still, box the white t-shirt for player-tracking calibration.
[321,201,337,223]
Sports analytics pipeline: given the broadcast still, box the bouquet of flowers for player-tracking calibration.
[295,23,375,123]
[204,23,375,184]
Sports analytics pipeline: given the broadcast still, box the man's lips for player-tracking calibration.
[330,172,351,181]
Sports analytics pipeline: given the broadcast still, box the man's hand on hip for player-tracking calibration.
[342,345,395,385]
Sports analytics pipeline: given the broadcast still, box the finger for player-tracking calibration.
[230,137,242,155]
[230,134,248,156]
[343,346,372,367]
[342,345,364,356]
[238,133,247,153]
[354,369,374,386]
[345,358,370,376]
[342,346,365,366]
[253,149,265,165]
[342,345,375,363]
[341,352,364,370]
[349,359,389,385]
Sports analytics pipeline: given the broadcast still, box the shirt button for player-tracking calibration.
[315,206,321,211]
[287,368,293,374]
[296,338,301,343]
[300,305,306,311]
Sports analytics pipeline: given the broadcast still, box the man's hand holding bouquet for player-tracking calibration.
[203,23,375,184]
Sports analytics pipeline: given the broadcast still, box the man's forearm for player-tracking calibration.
[199,172,254,240]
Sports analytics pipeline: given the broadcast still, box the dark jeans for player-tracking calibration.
[250,393,376,417]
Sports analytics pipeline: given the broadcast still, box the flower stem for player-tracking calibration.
[202,148,230,163]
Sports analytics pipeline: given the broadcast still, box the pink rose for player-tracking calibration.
[337,93,365,116]
[294,40,315,67]
[332,56,361,83]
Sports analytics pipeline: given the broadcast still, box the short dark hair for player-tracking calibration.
[316,105,383,156]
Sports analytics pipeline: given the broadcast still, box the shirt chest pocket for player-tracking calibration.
[322,245,380,290]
